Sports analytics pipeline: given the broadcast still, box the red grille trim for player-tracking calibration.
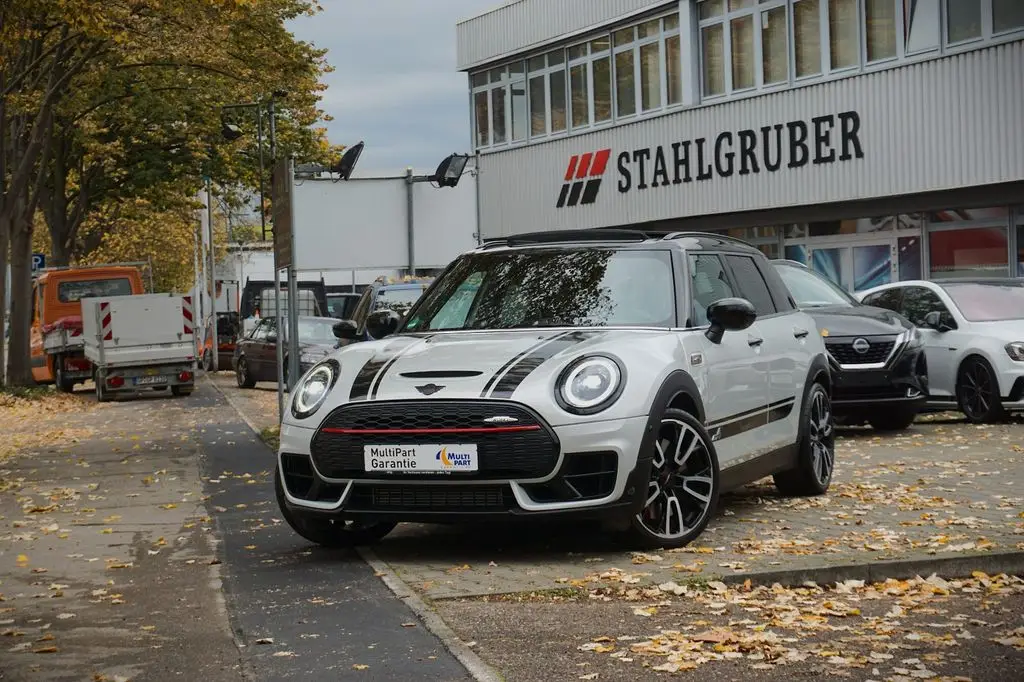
[321,425,541,435]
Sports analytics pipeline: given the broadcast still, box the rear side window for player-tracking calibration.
[724,255,777,316]
[58,278,133,303]
[688,254,737,327]
[862,288,902,312]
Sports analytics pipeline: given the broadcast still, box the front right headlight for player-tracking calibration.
[1006,342,1024,362]
[291,359,340,419]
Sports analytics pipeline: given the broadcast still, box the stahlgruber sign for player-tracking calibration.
[556,110,864,206]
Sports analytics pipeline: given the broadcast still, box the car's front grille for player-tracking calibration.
[310,400,560,480]
[346,484,512,512]
[826,337,897,365]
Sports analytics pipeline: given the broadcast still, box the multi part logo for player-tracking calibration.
[435,447,474,469]
[556,148,612,208]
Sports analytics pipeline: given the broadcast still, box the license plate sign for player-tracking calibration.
[134,375,168,386]
[363,444,478,473]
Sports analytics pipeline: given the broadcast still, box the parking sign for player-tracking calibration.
[31,253,46,272]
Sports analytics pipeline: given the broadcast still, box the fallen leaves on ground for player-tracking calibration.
[576,572,1024,677]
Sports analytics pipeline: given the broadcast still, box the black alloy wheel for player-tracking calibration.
[957,357,1004,424]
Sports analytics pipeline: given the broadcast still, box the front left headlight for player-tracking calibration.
[291,359,340,419]
[556,355,624,415]
[1006,342,1024,362]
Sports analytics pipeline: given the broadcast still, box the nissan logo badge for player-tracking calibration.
[852,338,870,354]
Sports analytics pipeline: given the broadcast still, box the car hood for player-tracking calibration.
[970,319,1024,341]
[800,304,911,336]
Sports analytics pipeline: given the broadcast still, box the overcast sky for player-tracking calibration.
[288,0,495,174]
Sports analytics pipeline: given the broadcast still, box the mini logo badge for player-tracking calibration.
[415,383,445,395]
[852,338,871,354]
[557,149,612,208]
[483,415,519,424]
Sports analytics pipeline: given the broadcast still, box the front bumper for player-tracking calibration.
[828,341,929,411]
[277,407,652,522]
[1001,375,1024,412]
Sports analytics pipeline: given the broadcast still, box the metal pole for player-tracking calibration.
[257,105,267,242]
[269,97,283,421]
[206,178,219,372]
[286,156,300,390]
[405,168,415,276]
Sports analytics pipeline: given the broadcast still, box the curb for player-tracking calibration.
[708,549,1024,587]
[357,546,506,682]
[207,374,503,682]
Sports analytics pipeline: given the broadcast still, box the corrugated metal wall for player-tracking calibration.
[477,42,1024,238]
[456,0,674,70]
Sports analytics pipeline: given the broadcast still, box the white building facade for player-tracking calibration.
[457,0,1024,292]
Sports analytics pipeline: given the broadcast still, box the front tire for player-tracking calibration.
[54,357,75,393]
[95,379,113,403]
[274,466,397,548]
[628,408,720,550]
[867,407,918,432]
[236,358,256,389]
[774,382,834,497]
[957,357,1004,424]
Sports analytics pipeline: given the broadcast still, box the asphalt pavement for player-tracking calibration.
[192,387,472,681]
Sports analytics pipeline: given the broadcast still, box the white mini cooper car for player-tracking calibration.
[276,229,835,549]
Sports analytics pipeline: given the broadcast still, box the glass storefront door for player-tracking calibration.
[804,240,896,293]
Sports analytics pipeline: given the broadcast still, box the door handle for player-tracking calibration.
[748,336,764,348]
[793,328,809,338]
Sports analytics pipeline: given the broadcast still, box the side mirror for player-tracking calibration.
[332,319,359,340]
[366,310,401,340]
[266,331,278,344]
[705,297,757,344]
[923,310,954,332]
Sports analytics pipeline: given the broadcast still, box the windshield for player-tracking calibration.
[942,282,1024,322]
[774,263,857,308]
[403,248,676,332]
[374,287,427,317]
[296,317,338,344]
[58,277,133,303]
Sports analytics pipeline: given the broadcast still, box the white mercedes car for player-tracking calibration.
[858,278,1024,423]
[276,229,835,549]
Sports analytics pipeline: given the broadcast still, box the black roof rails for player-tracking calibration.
[483,227,661,248]
[662,231,754,247]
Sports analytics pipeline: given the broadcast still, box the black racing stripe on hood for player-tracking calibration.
[349,356,389,401]
[479,331,569,397]
[488,331,607,399]
[369,336,431,400]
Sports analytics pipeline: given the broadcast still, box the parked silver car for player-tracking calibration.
[275,229,835,549]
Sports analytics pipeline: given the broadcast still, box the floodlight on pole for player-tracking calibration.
[430,153,471,188]
[331,141,365,181]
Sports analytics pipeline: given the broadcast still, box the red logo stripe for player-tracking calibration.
[575,152,594,179]
[564,155,579,181]
[590,149,612,176]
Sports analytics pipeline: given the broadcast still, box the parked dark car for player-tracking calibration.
[233,315,339,389]
[340,277,433,344]
[772,260,928,431]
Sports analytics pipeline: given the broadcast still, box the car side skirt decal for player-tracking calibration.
[706,397,796,442]
[487,330,607,399]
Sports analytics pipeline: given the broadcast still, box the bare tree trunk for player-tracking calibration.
[5,210,34,386]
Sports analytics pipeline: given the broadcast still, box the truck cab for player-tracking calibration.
[31,265,146,391]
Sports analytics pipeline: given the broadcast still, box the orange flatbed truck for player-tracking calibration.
[30,264,148,392]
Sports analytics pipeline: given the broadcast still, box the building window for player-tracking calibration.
[762,4,789,84]
[904,0,941,53]
[567,37,613,128]
[614,14,681,115]
[509,62,527,142]
[946,0,982,43]
[1016,223,1024,276]
[993,0,1024,33]
[865,0,898,61]
[490,68,508,144]
[829,0,859,69]
[524,50,567,140]
[794,0,823,77]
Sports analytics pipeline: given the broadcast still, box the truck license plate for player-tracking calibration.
[134,375,168,386]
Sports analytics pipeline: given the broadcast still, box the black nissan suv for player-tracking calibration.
[772,260,928,431]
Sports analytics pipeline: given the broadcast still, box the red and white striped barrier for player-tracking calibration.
[182,296,194,336]
[100,302,113,341]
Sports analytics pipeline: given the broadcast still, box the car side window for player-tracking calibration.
[724,255,777,316]
[901,286,954,328]
[688,254,737,327]
[862,288,902,312]
[351,288,373,324]
[251,320,269,341]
